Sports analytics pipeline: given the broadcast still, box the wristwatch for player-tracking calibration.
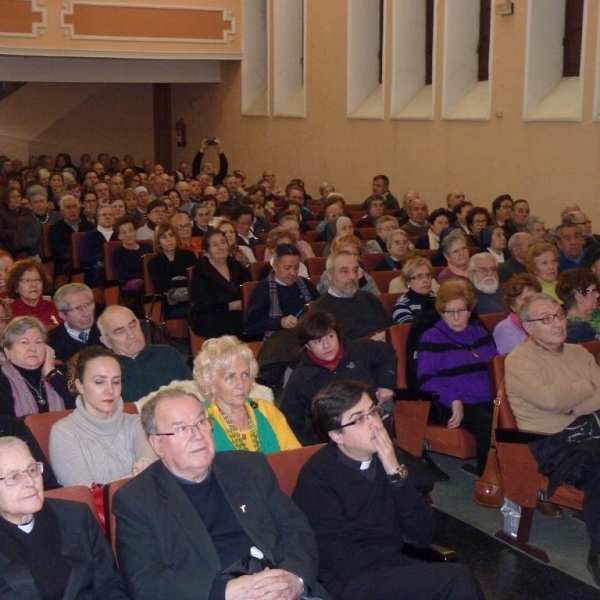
[386,464,409,483]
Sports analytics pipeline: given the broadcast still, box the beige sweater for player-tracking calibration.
[505,340,600,434]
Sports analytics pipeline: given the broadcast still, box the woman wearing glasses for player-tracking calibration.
[416,279,498,475]
[49,346,156,486]
[436,229,472,284]
[193,335,299,453]
[0,437,129,598]
[556,268,600,343]
[0,317,73,417]
[392,257,436,324]
[5,259,59,329]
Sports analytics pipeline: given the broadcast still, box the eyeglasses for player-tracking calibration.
[525,311,567,325]
[408,273,433,281]
[580,287,599,296]
[0,462,43,486]
[472,219,488,225]
[65,301,94,314]
[442,308,470,318]
[337,405,385,429]
[176,223,192,230]
[471,267,498,275]
[153,417,213,440]
[19,278,41,285]
[574,220,592,226]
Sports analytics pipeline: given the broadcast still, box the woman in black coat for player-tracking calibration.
[190,229,251,339]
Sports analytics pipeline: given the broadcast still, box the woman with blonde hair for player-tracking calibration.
[193,336,300,453]
[526,242,560,301]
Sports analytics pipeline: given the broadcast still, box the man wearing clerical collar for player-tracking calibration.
[292,379,484,600]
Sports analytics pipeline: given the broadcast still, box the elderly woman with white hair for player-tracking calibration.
[193,336,300,453]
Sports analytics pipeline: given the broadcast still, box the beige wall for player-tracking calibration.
[31,84,154,163]
[172,0,600,228]
[2,0,600,228]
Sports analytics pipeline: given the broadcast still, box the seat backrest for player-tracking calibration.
[361,252,385,272]
[41,222,53,259]
[306,256,327,277]
[387,323,411,389]
[71,231,87,270]
[250,260,269,281]
[25,409,74,463]
[45,485,100,522]
[104,241,122,282]
[266,444,325,496]
[489,354,517,429]
[254,244,266,261]
[378,292,401,315]
[242,280,260,312]
[582,340,600,363]
[358,227,376,240]
[369,270,399,293]
[479,311,508,334]
[308,241,326,256]
[104,477,132,557]
[142,252,158,295]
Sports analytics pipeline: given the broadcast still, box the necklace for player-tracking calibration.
[35,213,50,224]
[22,375,46,406]
[436,324,481,359]
[218,404,262,452]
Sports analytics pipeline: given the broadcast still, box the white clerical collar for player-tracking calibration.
[18,518,35,533]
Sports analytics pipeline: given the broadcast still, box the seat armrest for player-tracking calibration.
[395,389,439,401]
[402,543,457,563]
[496,428,546,444]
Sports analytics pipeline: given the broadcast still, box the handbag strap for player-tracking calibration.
[491,377,505,447]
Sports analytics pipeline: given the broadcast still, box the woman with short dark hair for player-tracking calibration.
[556,268,600,343]
[281,309,396,445]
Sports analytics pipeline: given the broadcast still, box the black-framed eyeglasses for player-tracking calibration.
[525,311,567,325]
[152,417,213,440]
[0,462,43,486]
[442,308,470,318]
[337,405,384,429]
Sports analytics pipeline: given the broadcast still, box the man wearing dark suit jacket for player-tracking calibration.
[0,437,127,599]
[113,388,327,600]
[48,283,101,365]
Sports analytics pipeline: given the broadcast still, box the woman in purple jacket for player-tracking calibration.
[416,279,498,475]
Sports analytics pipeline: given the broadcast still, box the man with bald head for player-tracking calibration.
[401,198,429,237]
[98,306,190,402]
[499,232,534,283]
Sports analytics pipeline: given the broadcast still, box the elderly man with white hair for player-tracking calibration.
[468,252,504,315]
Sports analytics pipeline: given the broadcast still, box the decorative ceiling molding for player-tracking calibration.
[60,2,235,44]
[0,0,46,37]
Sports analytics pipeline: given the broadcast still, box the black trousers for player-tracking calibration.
[341,560,485,600]
[430,402,493,476]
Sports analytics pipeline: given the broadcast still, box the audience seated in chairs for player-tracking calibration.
[362,215,399,254]
[148,222,197,320]
[48,283,101,365]
[193,335,299,452]
[313,251,392,341]
[281,309,397,446]
[80,204,119,289]
[492,273,541,354]
[292,379,484,600]
[189,230,250,339]
[317,234,379,296]
[244,244,319,388]
[112,387,328,600]
[217,217,255,267]
[49,346,156,486]
[0,316,74,417]
[112,215,149,315]
[506,293,600,583]
[416,279,498,476]
[392,257,437,324]
[97,306,191,403]
[263,226,310,279]
[0,437,129,598]
[5,259,60,329]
